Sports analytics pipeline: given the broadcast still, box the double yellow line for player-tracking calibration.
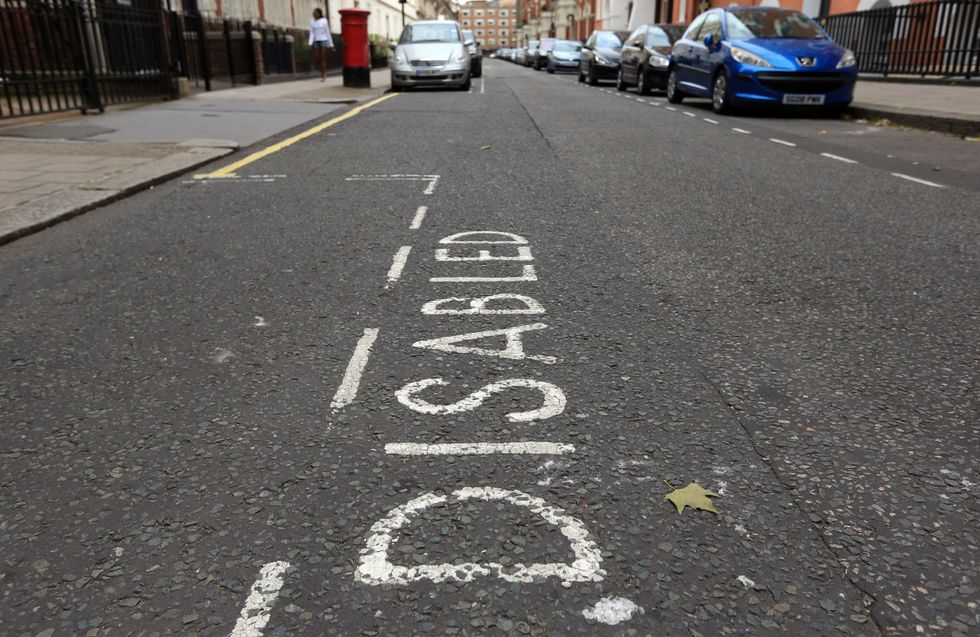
[195,93,398,179]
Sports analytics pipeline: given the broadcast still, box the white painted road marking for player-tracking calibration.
[703,117,719,124]
[412,322,558,364]
[396,377,566,422]
[769,138,797,147]
[665,106,677,111]
[385,442,575,455]
[732,127,751,134]
[386,245,412,286]
[410,205,428,230]
[230,561,291,637]
[821,152,858,164]
[431,264,537,282]
[683,111,696,117]
[330,327,380,409]
[582,597,643,625]
[346,174,440,195]
[440,231,527,244]
[421,293,546,315]
[354,487,605,585]
[435,246,533,261]
[891,172,945,188]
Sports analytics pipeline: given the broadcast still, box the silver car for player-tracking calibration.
[391,21,471,91]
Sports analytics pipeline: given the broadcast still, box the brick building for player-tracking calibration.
[460,0,519,49]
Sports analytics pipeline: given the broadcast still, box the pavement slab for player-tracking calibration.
[0,61,977,637]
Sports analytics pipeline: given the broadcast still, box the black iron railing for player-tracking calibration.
[0,0,170,118]
[821,0,980,77]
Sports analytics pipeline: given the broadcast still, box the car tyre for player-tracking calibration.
[460,76,471,91]
[587,64,598,86]
[666,68,684,103]
[471,61,482,78]
[711,70,730,115]
[637,66,651,96]
[547,61,555,73]
[577,67,585,83]
[616,68,627,91]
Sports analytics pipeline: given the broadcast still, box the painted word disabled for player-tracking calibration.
[354,487,606,585]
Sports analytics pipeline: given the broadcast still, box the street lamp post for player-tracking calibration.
[400,0,406,27]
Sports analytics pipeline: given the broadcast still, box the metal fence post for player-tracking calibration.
[72,0,102,113]
[195,14,211,91]
[223,19,236,86]
[244,20,258,85]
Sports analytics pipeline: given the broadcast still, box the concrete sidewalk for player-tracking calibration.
[852,80,980,137]
[0,69,391,245]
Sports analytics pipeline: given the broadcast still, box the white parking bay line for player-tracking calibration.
[820,152,858,164]
[636,98,646,103]
[891,172,946,188]
[732,127,751,134]
[769,138,797,147]
[385,442,575,455]
[331,328,380,409]
[683,111,696,117]
[410,205,427,230]
[703,117,719,124]
[665,106,677,111]
[230,561,291,637]
[386,245,412,286]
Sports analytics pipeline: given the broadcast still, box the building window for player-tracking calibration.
[488,38,496,44]
[476,29,484,36]
[500,9,508,17]
[475,10,483,17]
[500,29,507,36]
[462,9,469,16]
[476,19,483,26]
[488,19,494,25]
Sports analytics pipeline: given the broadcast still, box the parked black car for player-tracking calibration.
[524,40,540,67]
[579,30,629,85]
[617,23,687,94]
[546,40,583,73]
[534,38,557,70]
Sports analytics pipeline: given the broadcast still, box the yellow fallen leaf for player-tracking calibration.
[665,482,720,515]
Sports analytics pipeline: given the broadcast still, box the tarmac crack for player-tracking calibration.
[695,368,884,637]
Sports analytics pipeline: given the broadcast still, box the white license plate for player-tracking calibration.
[782,94,825,105]
[414,68,443,77]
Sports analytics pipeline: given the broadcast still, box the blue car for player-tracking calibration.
[667,7,857,115]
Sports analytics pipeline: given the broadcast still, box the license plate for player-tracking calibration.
[782,94,825,105]
[414,68,442,77]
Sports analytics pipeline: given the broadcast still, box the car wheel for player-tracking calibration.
[711,70,730,114]
[666,68,684,103]
[471,62,482,78]
[616,68,627,91]
[460,76,471,91]
[637,66,651,96]
[587,64,598,86]
[577,68,585,83]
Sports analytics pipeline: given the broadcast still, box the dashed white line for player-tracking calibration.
[230,561,291,637]
[732,127,751,134]
[820,152,858,164]
[665,106,677,111]
[891,172,946,188]
[331,328,380,409]
[386,245,412,286]
[385,442,575,455]
[410,205,428,230]
[683,111,696,117]
[769,138,797,147]
[635,98,646,103]
[703,117,719,124]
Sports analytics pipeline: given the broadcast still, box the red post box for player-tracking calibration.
[339,8,371,88]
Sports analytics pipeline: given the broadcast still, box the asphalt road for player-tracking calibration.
[1,60,978,637]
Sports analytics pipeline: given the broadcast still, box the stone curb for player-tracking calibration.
[847,103,980,137]
[0,147,233,247]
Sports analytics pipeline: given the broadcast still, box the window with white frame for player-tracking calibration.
[475,19,483,25]
[488,18,494,25]
[475,10,483,16]
[476,29,484,36]
[500,9,508,16]
[462,9,469,16]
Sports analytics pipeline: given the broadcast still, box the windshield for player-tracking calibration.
[554,41,581,53]
[726,9,825,39]
[528,40,540,50]
[595,31,626,48]
[399,23,461,44]
[646,27,675,47]
[463,30,474,41]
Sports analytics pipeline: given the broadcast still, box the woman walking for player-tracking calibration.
[309,8,334,82]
